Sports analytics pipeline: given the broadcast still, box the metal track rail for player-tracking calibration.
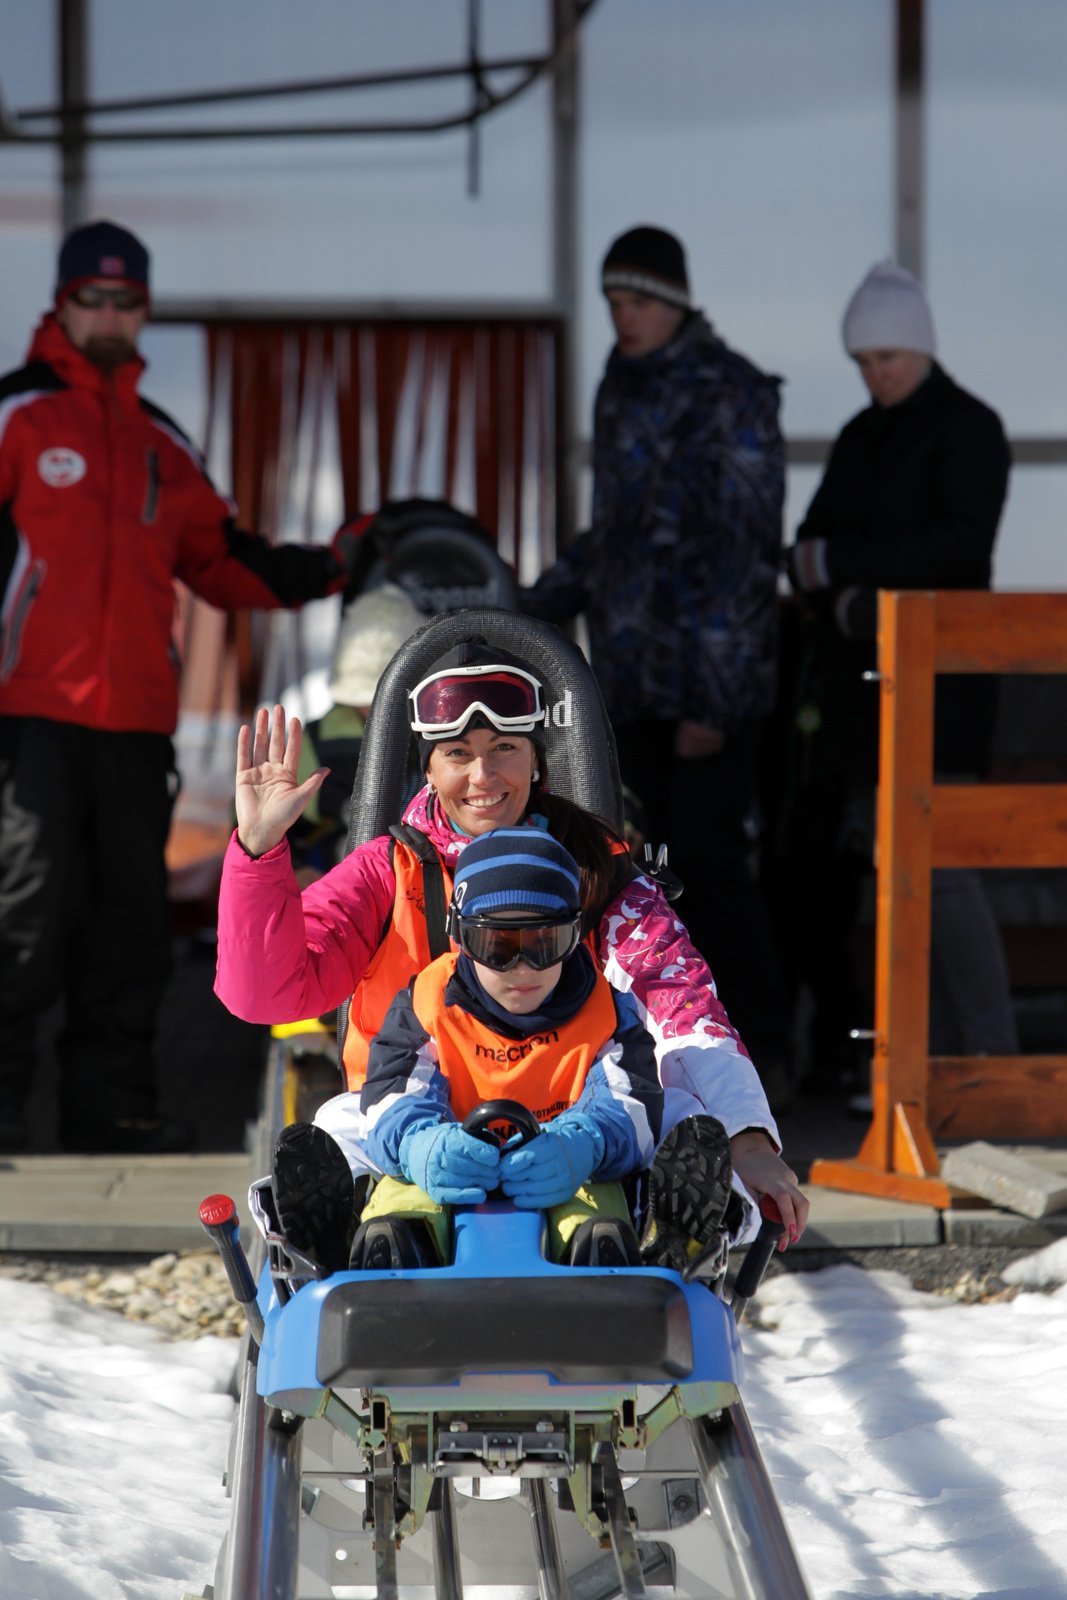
[690,1404,810,1600]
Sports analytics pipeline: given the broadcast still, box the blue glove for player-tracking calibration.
[499,1113,604,1209]
[399,1121,501,1205]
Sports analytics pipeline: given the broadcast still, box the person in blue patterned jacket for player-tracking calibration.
[520,225,792,1105]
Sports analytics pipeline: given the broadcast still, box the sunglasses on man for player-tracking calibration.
[69,285,147,312]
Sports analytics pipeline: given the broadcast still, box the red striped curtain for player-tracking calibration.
[177,318,561,728]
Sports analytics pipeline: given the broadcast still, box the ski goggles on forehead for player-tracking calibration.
[410,665,545,739]
[448,911,582,972]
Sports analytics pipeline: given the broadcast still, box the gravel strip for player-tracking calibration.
[756,1241,1040,1303]
[0,1250,247,1340]
[0,1240,1046,1342]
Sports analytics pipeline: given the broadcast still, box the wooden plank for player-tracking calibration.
[928,1056,1067,1140]
[807,1156,956,1210]
[931,785,1067,867]
[933,592,1067,673]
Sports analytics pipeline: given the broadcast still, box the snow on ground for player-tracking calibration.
[742,1238,1067,1600]
[0,1278,235,1600]
[0,1240,1065,1599]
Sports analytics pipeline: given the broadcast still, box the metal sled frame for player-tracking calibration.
[214,1204,809,1600]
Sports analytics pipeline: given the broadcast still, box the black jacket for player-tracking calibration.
[790,363,1011,782]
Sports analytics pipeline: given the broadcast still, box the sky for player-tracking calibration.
[0,1239,1065,1600]
[2,2,1066,588]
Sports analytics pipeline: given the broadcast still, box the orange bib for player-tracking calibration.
[409,954,618,1123]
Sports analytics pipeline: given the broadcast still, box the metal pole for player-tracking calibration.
[58,0,89,234]
[551,0,580,548]
[895,0,924,277]
[431,1480,464,1600]
[524,1478,571,1600]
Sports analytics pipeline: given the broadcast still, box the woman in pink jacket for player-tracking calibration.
[214,637,808,1245]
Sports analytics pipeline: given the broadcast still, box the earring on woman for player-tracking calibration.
[532,768,541,783]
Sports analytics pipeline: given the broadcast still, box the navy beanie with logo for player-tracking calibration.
[451,829,580,921]
[56,220,150,305]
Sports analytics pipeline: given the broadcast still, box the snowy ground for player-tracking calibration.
[0,1241,1064,1600]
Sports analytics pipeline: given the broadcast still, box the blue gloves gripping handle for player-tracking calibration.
[500,1112,604,1209]
[400,1121,501,1205]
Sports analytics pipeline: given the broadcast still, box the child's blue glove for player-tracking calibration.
[499,1112,604,1208]
[399,1121,501,1205]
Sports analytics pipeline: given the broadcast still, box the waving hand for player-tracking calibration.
[235,704,328,857]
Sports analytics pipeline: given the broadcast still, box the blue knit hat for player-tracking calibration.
[451,829,580,921]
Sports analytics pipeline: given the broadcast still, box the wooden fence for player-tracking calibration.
[809,590,1067,1207]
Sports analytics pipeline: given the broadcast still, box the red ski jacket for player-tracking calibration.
[0,314,344,734]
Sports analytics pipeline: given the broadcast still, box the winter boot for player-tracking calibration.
[640,1114,735,1273]
[271,1121,360,1274]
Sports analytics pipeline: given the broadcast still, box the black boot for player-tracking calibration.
[62,1112,195,1154]
[348,1215,438,1270]
[272,1122,359,1274]
[640,1115,734,1272]
[567,1216,642,1267]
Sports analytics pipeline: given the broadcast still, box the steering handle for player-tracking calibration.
[462,1099,542,1150]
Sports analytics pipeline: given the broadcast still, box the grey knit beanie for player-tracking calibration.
[328,583,422,707]
[842,262,936,356]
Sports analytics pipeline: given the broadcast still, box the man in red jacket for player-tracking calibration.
[0,219,354,1154]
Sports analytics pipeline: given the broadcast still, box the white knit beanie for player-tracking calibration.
[841,261,936,357]
[328,583,423,707]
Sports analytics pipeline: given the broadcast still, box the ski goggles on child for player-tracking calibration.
[410,664,545,739]
[447,910,583,971]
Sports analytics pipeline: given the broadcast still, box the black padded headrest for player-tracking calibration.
[345,608,623,849]
[355,499,518,615]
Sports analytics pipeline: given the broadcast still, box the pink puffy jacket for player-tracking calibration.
[215,785,778,1144]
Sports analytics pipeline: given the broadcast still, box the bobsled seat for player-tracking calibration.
[354,498,520,617]
[316,1272,694,1388]
[346,606,625,853]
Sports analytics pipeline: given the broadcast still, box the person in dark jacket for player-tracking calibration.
[520,224,792,1105]
[0,219,360,1154]
[775,261,1017,1092]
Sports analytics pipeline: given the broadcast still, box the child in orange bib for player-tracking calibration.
[358,829,663,1253]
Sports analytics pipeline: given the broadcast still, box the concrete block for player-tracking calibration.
[795,1185,941,1248]
[942,1208,1067,1247]
[940,1141,1067,1220]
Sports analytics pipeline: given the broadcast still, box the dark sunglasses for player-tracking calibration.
[447,910,582,972]
[410,665,544,739]
[70,285,147,312]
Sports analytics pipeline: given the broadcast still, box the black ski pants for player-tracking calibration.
[612,717,792,1070]
[0,715,177,1124]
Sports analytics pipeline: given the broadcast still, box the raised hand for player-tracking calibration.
[235,704,328,858]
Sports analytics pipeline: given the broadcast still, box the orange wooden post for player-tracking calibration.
[811,591,957,1206]
[810,590,1067,1206]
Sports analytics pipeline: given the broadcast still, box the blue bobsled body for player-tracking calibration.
[256,1201,742,1414]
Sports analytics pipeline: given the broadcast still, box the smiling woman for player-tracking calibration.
[214,624,809,1247]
